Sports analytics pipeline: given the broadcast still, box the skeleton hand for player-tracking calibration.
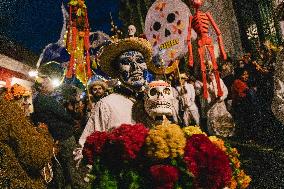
[189,56,194,67]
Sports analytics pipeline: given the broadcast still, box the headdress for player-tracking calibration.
[98,37,153,78]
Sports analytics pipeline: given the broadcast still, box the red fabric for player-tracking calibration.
[66,27,77,78]
[231,79,249,102]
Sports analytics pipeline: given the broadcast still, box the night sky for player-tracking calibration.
[0,0,122,54]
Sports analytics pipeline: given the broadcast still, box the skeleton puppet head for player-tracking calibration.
[144,80,174,119]
[128,25,137,37]
[145,0,191,67]
[118,50,149,90]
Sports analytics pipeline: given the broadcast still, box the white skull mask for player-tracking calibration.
[144,80,174,119]
[145,0,191,67]
[128,25,137,37]
[118,51,148,89]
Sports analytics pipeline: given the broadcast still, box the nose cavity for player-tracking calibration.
[165,28,171,37]
[157,91,164,98]
[130,62,139,70]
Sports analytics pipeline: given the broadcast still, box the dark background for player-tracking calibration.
[0,0,122,54]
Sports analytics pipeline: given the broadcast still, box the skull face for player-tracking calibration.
[191,0,204,8]
[118,51,148,89]
[144,80,174,119]
[145,0,191,66]
[128,25,137,37]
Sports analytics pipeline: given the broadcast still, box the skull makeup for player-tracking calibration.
[144,80,174,119]
[118,50,148,89]
[128,25,137,37]
[145,0,192,67]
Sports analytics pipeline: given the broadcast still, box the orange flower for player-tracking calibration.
[229,179,238,189]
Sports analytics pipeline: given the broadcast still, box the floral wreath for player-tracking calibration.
[97,37,153,79]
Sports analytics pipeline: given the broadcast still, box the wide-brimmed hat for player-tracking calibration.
[97,37,153,78]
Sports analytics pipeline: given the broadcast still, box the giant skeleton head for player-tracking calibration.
[144,80,174,119]
[118,50,148,89]
[145,0,192,68]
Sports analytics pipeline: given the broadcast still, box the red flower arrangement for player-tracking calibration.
[107,123,149,160]
[150,165,179,189]
[82,131,108,164]
[184,134,232,189]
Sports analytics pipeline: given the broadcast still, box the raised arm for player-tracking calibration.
[187,16,194,67]
[206,12,227,60]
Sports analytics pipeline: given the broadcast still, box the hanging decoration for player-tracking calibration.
[144,0,192,75]
[66,0,92,85]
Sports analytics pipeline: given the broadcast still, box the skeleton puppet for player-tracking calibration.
[187,0,227,99]
[144,80,175,120]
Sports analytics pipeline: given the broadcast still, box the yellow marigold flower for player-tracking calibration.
[183,126,207,138]
[241,175,251,188]
[145,123,186,159]
[209,136,227,152]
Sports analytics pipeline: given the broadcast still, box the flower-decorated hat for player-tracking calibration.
[97,37,153,78]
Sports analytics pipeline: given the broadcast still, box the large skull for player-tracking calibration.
[145,0,192,67]
[118,50,148,89]
[128,25,137,37]
[144,80,174,119]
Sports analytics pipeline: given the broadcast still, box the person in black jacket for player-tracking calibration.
[31,77,87,189]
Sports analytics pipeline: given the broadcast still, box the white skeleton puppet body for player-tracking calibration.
[144,80,176,123]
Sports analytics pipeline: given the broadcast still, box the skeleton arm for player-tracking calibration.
[187,16,194,67]
[206,12,227,60]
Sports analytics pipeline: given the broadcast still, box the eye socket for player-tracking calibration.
[153,22,161,31]
[167,13,175,23]
[136,56,145,64]
[120,58,131,65]
[150,88,158,96]
[163,87,171,95]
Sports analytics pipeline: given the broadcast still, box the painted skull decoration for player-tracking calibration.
[128,25,137,37]
[145,0,192,67]
[118,50,148,89]
[144,80,174,119]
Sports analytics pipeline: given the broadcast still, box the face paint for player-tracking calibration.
[118,51,148,89]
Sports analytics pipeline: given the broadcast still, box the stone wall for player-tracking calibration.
[200,0,243,59]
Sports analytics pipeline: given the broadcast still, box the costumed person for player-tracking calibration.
[196,69,234,137]
[176,73,200,126]
[31,77,87,189]
[75,37,153,162]
[0,86,54,189]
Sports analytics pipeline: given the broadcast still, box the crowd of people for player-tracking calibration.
[0,35,278,189]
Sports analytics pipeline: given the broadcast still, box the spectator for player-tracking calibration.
[176,73,200,126]
[31,77,87,189]
[231,69,261,140]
